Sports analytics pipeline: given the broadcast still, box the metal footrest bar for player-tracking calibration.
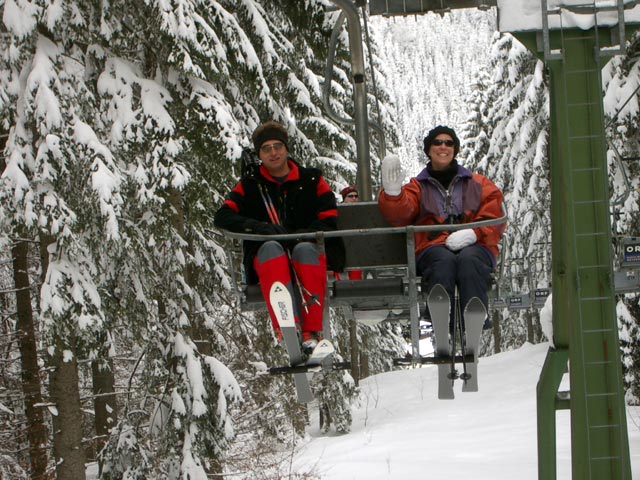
[269,361,351,375]
[393,353,474,366]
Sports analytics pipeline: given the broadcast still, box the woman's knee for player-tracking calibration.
[417,246,456,274]
[456,248,492,280]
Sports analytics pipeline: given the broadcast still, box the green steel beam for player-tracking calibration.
[537,347,569,480]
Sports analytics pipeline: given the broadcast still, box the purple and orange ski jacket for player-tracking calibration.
[378,162,505,265]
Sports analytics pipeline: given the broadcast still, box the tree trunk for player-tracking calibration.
[492,309,501,354]
[12,239,48,478]
[40,236,86,480]
[348,311,360,386]
[49,343,86,480]
[167,186,212,355]
[533,310,544,344]
[525,309,534,344]
[91,348,117,473]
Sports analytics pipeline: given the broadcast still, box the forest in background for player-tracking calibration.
[0,2,638,479]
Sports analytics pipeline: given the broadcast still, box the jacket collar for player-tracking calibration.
[259,159,301,183]
[415,160,472,182]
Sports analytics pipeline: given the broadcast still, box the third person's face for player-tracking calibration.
[344,192,359,203]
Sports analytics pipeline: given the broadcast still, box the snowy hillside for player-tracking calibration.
[292,343,640,479]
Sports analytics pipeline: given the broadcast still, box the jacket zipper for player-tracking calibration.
[281,190,287,224]
[429,177,452,218]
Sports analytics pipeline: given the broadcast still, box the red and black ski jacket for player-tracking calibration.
[214,158,345,283]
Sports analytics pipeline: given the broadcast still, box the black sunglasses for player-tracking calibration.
[432,139,455,147]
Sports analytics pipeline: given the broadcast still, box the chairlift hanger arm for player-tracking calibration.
[323,11,387,161]
[326,0,372,201]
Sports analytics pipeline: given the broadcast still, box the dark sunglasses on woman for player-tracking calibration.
[432,139,455,147]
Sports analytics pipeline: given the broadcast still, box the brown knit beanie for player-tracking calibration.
[252,120,289,152]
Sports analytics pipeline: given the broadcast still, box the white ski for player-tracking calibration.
[428,284,454,400]
[306,339,335,367]
[461,297,486,393]
[269,281,313,403]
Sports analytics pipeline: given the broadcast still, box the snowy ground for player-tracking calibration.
[292,342,640,479]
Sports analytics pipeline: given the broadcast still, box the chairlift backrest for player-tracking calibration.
[614,236,640,294]
[337,201,407,268]
[533,288,550,307]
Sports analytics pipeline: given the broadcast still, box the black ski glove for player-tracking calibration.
[243,219,288,235]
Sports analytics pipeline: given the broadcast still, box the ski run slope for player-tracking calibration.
[293,342,640,479]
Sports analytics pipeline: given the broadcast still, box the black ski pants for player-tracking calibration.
[417,244,493,322]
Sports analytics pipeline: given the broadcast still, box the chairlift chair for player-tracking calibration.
[220,203,507,365]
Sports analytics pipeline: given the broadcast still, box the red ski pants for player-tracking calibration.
[254,241,327,333]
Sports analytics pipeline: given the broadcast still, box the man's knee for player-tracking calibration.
[256,240,286,262]
[291,242,320,264]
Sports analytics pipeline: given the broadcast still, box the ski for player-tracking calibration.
[461,297,486,392]
[268,337,349,375]
[427,284,455,400]
[269,281,314,403]
[305,338,335,367]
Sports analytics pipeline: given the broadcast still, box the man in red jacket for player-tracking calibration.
[214,120,344,353]
[378,125,505,326]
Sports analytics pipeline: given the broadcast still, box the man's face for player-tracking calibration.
[428,134,455,171]
[259,141,288,176]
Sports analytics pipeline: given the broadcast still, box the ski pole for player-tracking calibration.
[258,184,280,225]
[455,288,468,381]
[448,287,460,381]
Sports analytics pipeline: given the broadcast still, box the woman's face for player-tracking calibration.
[428,134,455,171]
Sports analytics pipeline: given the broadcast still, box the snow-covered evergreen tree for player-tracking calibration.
[602,31,640,404]
[0,0,400,476]
[6,1,639,475]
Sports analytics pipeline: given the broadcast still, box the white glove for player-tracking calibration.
[446,229,477,251]
[381,154,404,196]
